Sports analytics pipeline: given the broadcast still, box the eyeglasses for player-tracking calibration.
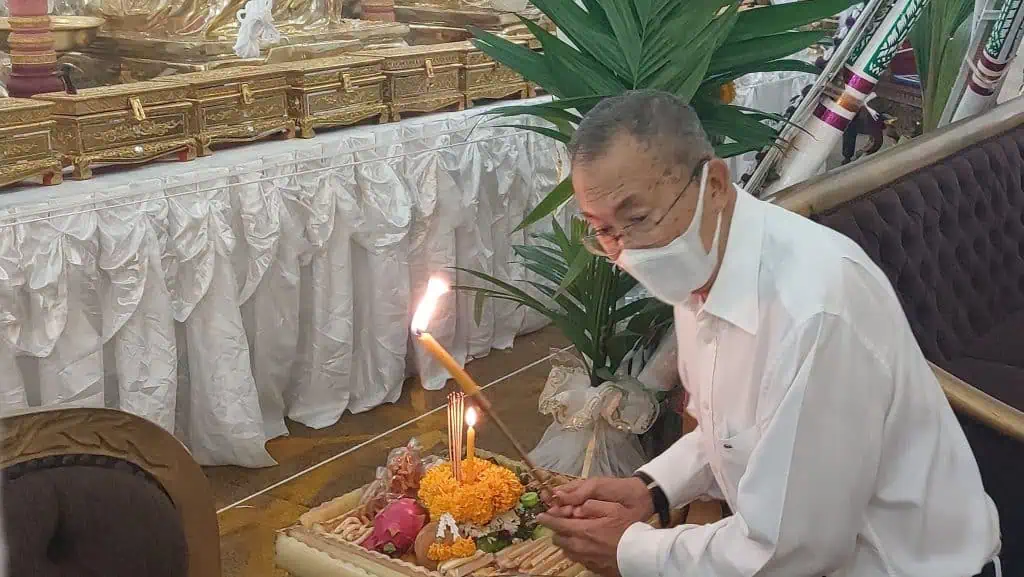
[582,158,710,259]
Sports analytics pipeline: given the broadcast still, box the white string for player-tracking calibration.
[0,126,539,229]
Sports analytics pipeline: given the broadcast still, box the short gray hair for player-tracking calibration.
[569,90,713,173]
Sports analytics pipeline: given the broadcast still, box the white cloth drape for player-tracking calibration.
[0,99,569,467]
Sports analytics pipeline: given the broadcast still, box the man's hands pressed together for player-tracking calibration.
[538,477,654,577]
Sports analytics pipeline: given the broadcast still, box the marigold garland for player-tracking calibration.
[427,537,476,562]
[417,457,524,525]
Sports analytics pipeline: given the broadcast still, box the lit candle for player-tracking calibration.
[412,275,554,494]
[465,407,477,461]
[411,278,481,396]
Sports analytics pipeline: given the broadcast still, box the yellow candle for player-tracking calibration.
[465,407,477,460]
[416,332,481,396]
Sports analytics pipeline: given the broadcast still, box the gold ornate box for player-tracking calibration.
[154,67,294,156]
[459,40,528,108]
[357,43,465,122]
[0,99,64,188]
[34,82,197,180]
[274,55,389,139]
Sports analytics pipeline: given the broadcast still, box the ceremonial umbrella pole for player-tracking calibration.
[412,277,554,494]
[5,0,63,97]
[763,0,928,197]
[948,0,1024,123]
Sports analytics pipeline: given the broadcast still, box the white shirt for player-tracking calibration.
[617,189,1000,577]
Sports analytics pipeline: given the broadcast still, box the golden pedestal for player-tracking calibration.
[357,43,463,122]
[0,98,63,188]
[153,67,294,156]
[460,40,526,108]
[33,81,197,179]
[274,54,388,138]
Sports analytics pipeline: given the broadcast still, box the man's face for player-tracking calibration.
[573,133,726,261]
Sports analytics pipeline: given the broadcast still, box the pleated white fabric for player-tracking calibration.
[0,99,569,467]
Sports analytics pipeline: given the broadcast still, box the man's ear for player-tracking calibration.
[705,158,732,209]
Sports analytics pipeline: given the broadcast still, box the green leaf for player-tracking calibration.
[477,103,583,126]
[556,248,593,299]
[516,177,574,232]
[708,30,827,75]
[926,15,971,130]
[489,124,572,144]
[594,0,642,81]
[528,0,633,81]
[714,141,763,157]
[519,16,628,97]
[474,292,488,325]
[702,58,821,86]
[611,297,662,324]
[730,0,855,42]
[470,29,562,95]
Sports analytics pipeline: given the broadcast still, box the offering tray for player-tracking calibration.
[276,449,586,577]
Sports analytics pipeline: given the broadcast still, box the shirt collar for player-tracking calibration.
[700,186,764,335]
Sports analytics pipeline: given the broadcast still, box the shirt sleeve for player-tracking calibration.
[636,393,716,509]
[618,312,891,577]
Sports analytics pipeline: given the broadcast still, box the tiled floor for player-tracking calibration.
[211,326,573,576]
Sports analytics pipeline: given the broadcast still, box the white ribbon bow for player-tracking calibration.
[233,0,282,60]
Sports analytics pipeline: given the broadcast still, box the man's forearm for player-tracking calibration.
[636,429,715,508]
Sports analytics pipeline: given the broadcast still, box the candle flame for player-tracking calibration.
[465,406,477,427]
[412,277,450,334]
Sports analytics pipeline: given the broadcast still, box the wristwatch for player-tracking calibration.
[633,471,671,528]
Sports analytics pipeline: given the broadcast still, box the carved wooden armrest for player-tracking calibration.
[930,362,1024,443]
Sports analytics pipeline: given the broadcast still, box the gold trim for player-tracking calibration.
[340,73,353,93]
[424,58,434,78]
[240,83,255,105]
[930,363,1024,443]
[0,155,62,188]
[1,407,220,577]
[66,137,197,180]
[6,15,51,28]
[129,96,147,121]
[10,52,57,65]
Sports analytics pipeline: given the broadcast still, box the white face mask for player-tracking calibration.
[615,163,722,304]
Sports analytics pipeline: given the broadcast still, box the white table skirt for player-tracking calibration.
[0,98,569,467]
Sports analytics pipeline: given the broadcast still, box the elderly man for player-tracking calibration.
[538,90,1001,577]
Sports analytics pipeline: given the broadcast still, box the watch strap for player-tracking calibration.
[634,471,671,528]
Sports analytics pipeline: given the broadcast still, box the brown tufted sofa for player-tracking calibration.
[775,96,1024,575]
[1,407,221,577]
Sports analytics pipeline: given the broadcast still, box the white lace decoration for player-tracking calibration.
[233,0,282,59]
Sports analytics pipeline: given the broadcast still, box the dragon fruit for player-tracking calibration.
[363,498,428,557]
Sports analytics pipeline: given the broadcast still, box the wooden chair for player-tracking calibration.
[1,407,220,577]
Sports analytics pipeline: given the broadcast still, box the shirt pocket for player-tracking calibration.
[716,425,761,494]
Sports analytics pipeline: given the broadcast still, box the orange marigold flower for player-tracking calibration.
[427,537,477,562]
[418,457,524,525]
